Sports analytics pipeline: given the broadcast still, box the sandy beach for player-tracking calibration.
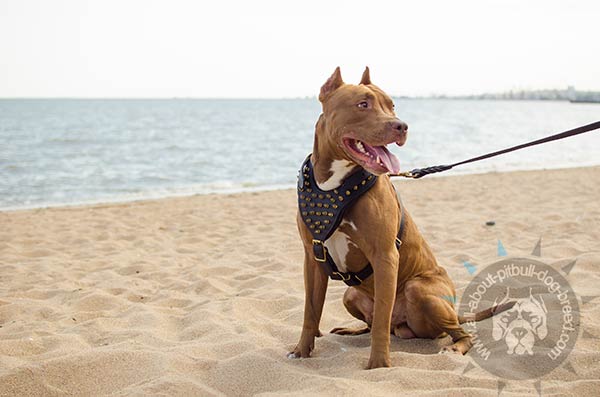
[1,166,599,396]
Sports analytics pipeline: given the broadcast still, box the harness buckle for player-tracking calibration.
[332,271,352,282]
[312,239,327,262]
[396,237,403,246]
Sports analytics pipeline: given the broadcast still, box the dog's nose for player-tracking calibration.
[511,327,527,339]
[390,120,408,133]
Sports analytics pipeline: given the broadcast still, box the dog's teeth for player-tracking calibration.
[356,141,367,154]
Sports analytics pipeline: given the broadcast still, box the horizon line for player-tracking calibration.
[1,87,597,101]
[1,86,598,101]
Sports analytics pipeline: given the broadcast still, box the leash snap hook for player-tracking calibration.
[391,171,416,178]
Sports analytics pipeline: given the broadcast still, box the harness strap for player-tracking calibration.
[312,202,406,287]
[298,154,406,286]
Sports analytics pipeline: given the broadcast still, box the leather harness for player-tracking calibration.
[297,155,406,286]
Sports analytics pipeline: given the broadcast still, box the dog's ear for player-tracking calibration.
[529,289,548,313]
[319,67,344,102]
[492,313,507,341]
[359,66,371,85]
[535,295,548,339]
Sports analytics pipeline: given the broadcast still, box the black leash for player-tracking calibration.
[391,121,600,179]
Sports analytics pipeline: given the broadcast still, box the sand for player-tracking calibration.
[1,166,599,396]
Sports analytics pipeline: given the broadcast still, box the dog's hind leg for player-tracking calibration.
[330,287,372,335]
[437,320,473,355]
[393,323,416,339]
[403,278,473,354]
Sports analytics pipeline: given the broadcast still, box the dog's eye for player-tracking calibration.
[357,101,369,109]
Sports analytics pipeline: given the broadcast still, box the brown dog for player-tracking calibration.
[289,67,510,369]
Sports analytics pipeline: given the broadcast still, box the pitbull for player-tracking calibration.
[492,289,548,355]
[289,67,513,369]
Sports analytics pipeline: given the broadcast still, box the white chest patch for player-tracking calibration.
[324,220,358,273]
[316,159,354,191]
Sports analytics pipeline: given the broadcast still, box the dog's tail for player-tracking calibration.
[458,300,516,324]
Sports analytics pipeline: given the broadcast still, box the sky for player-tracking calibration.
[0,0,599,98]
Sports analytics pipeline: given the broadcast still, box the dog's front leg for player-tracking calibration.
[367,250,399,369]
[289,250,328,358]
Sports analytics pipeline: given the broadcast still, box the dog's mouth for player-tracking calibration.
[342,137,402,175]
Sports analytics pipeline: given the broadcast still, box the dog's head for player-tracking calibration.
[317,67,408,175]
[492,289,548,355]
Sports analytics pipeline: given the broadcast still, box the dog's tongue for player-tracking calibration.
[372,145,401,174]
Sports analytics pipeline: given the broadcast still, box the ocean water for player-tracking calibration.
[1,98,599,210]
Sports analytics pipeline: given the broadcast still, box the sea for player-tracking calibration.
[1,98,599,210]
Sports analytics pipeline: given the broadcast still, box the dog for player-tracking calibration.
[288,67,513,369]
[492,288,548,355]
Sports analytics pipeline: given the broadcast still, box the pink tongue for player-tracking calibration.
[371,145,401,174]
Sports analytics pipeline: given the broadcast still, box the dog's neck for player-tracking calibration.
[311,115,359,191]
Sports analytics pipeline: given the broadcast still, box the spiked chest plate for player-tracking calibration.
[297,155,378,241]
[297,155,382,286]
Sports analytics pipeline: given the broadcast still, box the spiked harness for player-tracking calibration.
[297,155,406,286]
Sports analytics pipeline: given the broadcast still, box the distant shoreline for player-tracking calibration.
[3,164,599,213]
[0,97,598,103]
[1,90,600,102]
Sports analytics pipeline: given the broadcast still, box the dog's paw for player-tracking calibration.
[366,355,391,369]
[439,345,462,355]
[287,349,312,359]
[287,342,314,359]
[330,326,370,336]
[287,349,309,359]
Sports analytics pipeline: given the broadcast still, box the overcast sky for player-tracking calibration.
[1,0,599,98]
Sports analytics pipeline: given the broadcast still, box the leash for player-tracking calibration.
[391,120,600,179]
